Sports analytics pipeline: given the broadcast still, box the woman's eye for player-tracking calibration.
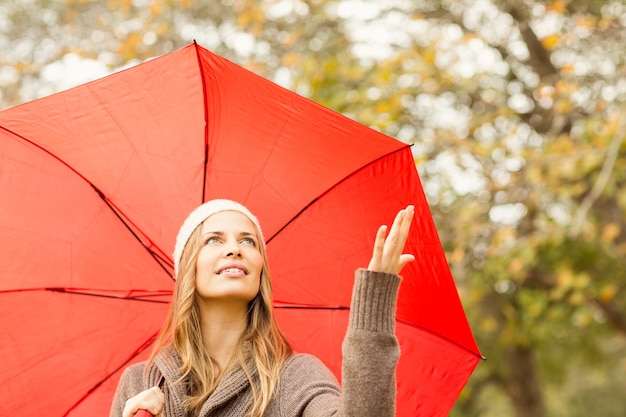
[205,237,220,244]
[241,237,256,246]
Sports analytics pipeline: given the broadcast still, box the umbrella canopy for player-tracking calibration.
[0,42,481,417]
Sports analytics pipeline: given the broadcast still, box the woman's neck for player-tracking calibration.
[197,300,249,370]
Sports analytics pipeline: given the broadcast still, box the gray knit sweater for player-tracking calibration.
[109,269,401,417]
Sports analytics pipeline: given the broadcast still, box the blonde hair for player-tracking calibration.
[149,219,292,416]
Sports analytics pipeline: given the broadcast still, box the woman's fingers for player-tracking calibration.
[367,205,415,274]
[398,253,416,272]
[392,205,414,258]
[122,386,165,417]
[368,224,388,271]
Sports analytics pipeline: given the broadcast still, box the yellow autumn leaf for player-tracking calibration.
[413,155,428,166]
[150,1,164,16]
[541,35,560,50]
[598,283,617,302]
[601,223,621,244]
[449,247,465,264]
[546,0,567,13]
[525,165,543,183]
[557,268,574,288]
[507,257,524,275]
[599,17,613,31]
[573,273,590,290]
[493,227,514,244]
[107,0,131,13]
[554,99,573,114]
[603,113,622,135]
[546,133,574,153]
[117,32,142,60]
[558,157,577,177]
[375,101,392,114]
[422,49,436,65]
[570,183,587,197]
[535,84,555,99]
[568,291,585,306]
[281,53,301,67]
[555,79,572,94]
[14,61,27,72]
[574,16,597,29]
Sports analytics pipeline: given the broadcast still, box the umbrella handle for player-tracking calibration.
[133,376,165,417]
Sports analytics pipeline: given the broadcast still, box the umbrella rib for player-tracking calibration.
[265,144,413,244]
[193,40,210,204]
[0,287,171,303]
[0,124,176,281]
[90,186,175,280]
[396,318,487,360]
[62,331,159,416]
[274,304,349,310]
[273,304,484,360]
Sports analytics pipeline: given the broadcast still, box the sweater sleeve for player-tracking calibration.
[277,268,401,417]
[339,268,400,417]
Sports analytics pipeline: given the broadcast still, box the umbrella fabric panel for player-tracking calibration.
[196,47,407,241]
[0,47,207,264]
[396,323,480,417]
[67,349,153,417]
[0,291,166,416]
[0,128,173,293]
[275,308,479,417]
[266,148,417,307]
[267,146,479,355]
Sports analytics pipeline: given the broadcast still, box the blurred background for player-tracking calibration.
[1,1,624,416]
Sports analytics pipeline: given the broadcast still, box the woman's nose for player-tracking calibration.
[224,239,242,257]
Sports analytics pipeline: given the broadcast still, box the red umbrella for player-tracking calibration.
[0,42,481,416]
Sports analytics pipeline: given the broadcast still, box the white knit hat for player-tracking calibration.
[173,199,264,278]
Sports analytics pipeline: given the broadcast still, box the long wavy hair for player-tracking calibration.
[149,218,292,416]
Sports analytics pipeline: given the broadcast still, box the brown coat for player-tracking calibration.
[109,269,400,417]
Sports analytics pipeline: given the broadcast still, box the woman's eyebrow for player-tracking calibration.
[239,231,259,242]
[201,231,224,237]
[201,231,257,238]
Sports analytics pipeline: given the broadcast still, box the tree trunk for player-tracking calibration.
[505,345,545,417]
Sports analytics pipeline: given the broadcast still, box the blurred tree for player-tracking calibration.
[365,2,626,417]
[1,0,625,416]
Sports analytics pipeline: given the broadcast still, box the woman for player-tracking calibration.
[110,199,414,417]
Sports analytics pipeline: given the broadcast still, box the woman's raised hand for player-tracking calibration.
[367,205,415,275]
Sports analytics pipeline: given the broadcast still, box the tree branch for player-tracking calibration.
[569,117,626,238]
[500,2,559,79]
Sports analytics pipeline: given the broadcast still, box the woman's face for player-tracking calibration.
[194,210,263,305]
